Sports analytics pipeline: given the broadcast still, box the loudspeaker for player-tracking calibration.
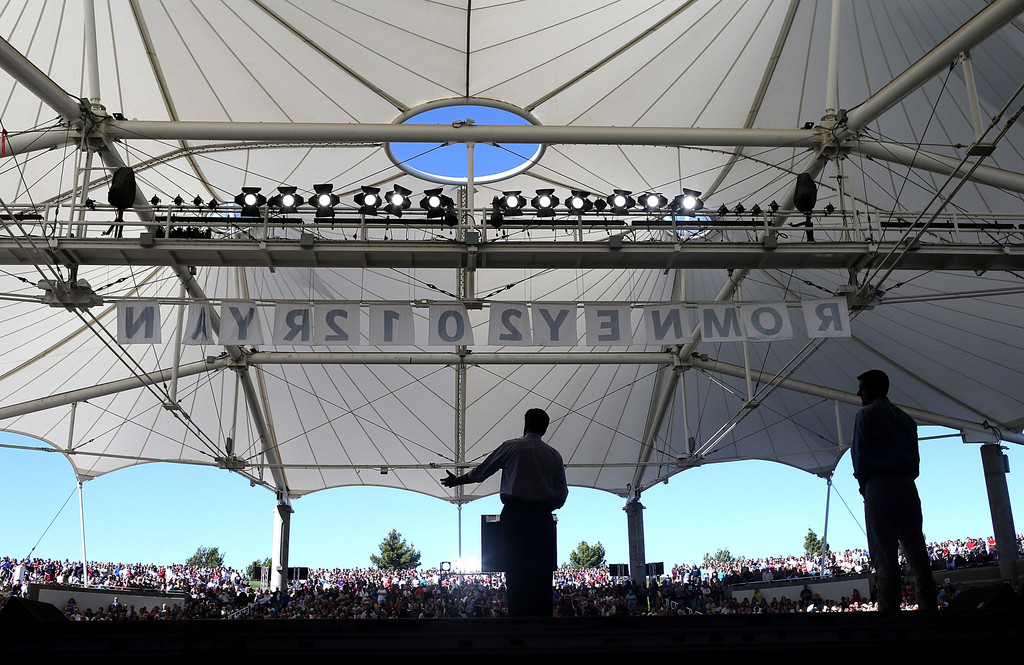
[947,583,1022,610]
[0,597,68,623]
[481,514,504,572]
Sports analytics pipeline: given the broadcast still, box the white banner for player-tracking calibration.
[369,304,415,345]
[532,303,578,346]
[642,305,692,344]
[116,299,853,347]
[273,304,312,344]
[116,300,160,344]
[314,303,360,345]
[183,303,213,345]
[488,302,532,346]
[428,303,474,346]
[741,302,793,341]
[699,304,745,342]
[220,300,264,345]
[584,304,631,345]
[802,298,851,338]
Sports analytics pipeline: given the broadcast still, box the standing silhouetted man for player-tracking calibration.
[442,408,568,617]
[852,369,936,612]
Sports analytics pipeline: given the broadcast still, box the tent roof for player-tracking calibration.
[1,0,1023,503]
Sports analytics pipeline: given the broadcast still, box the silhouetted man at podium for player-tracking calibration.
[442,408,568,617]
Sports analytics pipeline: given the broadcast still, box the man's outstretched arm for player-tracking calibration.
[441,470,472,487]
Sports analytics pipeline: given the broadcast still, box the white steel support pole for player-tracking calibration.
[820,477,833,577]
[78,480,89,588]
[0,37,82,124]
[167,282,186,406]
[979,443,1019,583]
[689,355,1024,446]
[457,504,463,561]
[83,0,101,104]
[824,0,842,121]
[960,51,986,142]
[625,498,647,590]
[68,402,89,588]
[228,369,241,456]
[270,503,292,592]
[844,0,1024,134]
[108,120,817,149]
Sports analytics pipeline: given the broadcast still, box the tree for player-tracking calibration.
[568,541,606,568]
[703,548,738,565]
[247,557,272,581]
[186,546,225,569]
[804,528,824,556]
[370,529,421,569]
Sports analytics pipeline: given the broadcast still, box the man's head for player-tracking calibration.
[524,408,550,435]
[856,369,889,405]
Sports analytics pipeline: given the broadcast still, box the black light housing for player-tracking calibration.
[639,192,668,213]
[309,184,340,218]
[530,189,560,217]
[671,188,704,214]
[382,185,413,217]
[268,185,302,213]
[733,203,746,215]
[605,189,635,214]
[173,195,184,207]
[499,191,526,215]
[565,190,594,214]
[234,187,266,217]
[150,195,161,206]
[192,195,203,207]
[488,192,527,228]
[354,186,382,216]
[419,188,458,226]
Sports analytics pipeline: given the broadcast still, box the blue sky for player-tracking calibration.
[2,426,1020,572]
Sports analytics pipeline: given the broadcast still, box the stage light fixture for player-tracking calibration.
[382,185,413,217]
[639,192,668,213]
[420,188,458,226]
[751,203,762,216]
[605,190,635,214]
[565,190,594,214]
[354,186,382,216]
[824,203,835,214]
[173,195,184,207]
[671,188,704,213]
[208,199,219,210]
[733,203,746,215]
[717,204,729,217]
[150,196,161,206]
[192,196,203,207]
[531,189,560,217]
[769,200,780,213]
[269,185,302,213]
[309,184,340,218]
[234,187,266,217]
[499,191,527,215]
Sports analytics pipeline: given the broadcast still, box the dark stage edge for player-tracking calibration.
[1,610,1020,656]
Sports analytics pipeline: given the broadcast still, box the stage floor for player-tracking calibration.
[1,608,1020,656]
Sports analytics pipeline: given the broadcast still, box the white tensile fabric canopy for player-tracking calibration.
[0,0,1023,508]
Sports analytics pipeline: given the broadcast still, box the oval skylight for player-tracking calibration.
[386,101,544,185]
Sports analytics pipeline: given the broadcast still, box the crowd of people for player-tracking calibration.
[1,533,1021,620]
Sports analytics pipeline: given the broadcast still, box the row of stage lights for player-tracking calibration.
[148,185,712,227]
[146,185,833,229]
